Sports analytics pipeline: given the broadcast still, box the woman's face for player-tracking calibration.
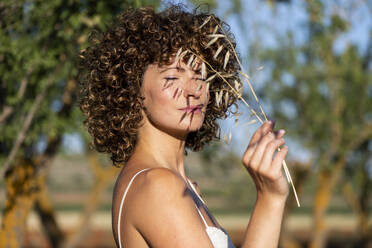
[140,57,209,137]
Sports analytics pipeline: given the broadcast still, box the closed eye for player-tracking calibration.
[165,77,205,82]
[165,77,178,81]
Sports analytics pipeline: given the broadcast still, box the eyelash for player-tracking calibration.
[164,77,205,82]
[165,77,178,81]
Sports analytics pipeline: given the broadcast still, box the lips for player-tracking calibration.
[178,104,204,112]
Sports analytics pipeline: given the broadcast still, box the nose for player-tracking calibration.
[182,78,203,99]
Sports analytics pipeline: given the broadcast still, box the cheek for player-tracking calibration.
[155,89,173,106]
[146,88,175,114]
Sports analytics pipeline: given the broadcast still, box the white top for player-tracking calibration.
[116,168,235,248]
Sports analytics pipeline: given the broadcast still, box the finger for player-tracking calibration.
[274,129,286,139]
[259,138,286,173]
[242,142,257,166]
[271,145,289,175]
[243,121,274,162]
[243,121,278,168]
[249,131,276,170]
[248,120,275,147]
[242,121,273,165]
[269,129,285,142]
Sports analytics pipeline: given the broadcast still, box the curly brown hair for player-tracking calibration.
[79,4,241,167]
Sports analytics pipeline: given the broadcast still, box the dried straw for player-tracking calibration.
[194,16,300,207]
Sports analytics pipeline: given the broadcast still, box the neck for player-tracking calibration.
[131,118,188,179]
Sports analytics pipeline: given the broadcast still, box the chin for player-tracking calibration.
[147,111,205,137]
[165,120,204,138]
[179,126,201,134]
[178,115,205,132]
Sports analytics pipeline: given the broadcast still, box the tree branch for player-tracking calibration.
[0,106,13,124]
[1,67,62,179]
[17,67,34,99]
[0,67,34,125]
[347,123,372,152]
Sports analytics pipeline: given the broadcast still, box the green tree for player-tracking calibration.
[0,0,160,247]
[259,1,372,247]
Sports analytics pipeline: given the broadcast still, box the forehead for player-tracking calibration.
[155,56,203,73]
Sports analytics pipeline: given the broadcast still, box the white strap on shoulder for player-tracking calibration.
[117,168,151,248]
[194,204,209,227]
[187,179,209,228]
[187,178,206,205]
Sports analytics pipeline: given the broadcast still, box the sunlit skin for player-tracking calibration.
[140,57,209,137]
[112,56,290,247]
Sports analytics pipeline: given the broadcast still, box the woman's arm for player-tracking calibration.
[240,121,289,248]
[241,195,286,247]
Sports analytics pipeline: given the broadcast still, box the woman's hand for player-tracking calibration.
[242,120,289,204]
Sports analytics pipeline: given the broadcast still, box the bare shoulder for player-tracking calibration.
[131,167,191,212]
[143,167,186,194]
[113,167,182,206]
[117,167,189,216]
[130,168,213,247]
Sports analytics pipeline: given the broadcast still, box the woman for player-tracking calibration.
[79,4,289,248]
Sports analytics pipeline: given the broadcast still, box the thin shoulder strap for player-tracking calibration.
[194,203,209,227]
[186,179,209,228]
[187,178,206,205]
[117,168,151,248]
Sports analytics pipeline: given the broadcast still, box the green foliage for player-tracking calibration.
[189,0,217,10]
[0,0,161,162]
[259,1,372,169]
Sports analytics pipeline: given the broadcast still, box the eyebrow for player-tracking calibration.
[160,67,185,73]
[159,66,202,74]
